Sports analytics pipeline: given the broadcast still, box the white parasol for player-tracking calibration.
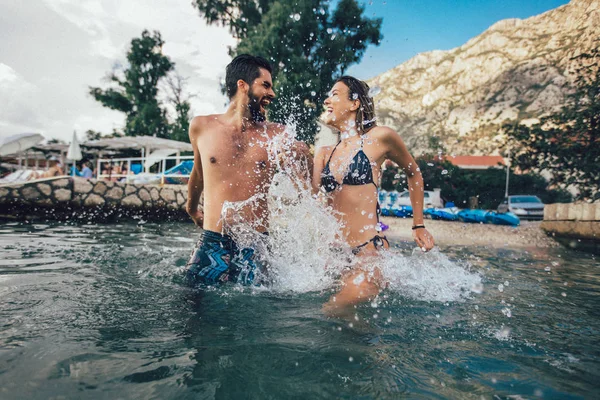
[67,131,83,176]
[0,133,44,156]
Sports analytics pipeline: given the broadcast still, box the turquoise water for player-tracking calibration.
[0,221,599,399]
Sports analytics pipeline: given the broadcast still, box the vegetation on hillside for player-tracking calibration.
[381,156,572,209]
[504,46,600,201]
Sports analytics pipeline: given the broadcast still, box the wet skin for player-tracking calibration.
[187,68,280,233]
[187,68,311,234]
[314,81,435,314]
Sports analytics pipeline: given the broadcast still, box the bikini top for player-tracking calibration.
[320,136,376,193]
[320,136,382,223]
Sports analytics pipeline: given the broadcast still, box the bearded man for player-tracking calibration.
[185,54,311,286]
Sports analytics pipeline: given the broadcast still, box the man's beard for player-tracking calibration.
[248,89,266,123]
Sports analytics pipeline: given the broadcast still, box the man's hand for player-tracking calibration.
[188,209,204,227]
[413,227,435,251]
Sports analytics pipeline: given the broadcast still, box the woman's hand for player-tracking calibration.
[413,227,435,251]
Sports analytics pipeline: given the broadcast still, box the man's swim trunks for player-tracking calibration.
[185,230,258,285]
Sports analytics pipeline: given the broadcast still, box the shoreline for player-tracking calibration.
[381,217,559,248]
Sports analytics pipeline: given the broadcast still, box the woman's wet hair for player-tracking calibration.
[335,75,377,132]
[225,54,272,99]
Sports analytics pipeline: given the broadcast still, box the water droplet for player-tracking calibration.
[441,169,448,175]
[353,273,365,285]
[427,163,434,166]
[349,357,354,362]
[368,86,381,97]
[327,28,333,34]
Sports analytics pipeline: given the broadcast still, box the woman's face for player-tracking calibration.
[322,81,358,129]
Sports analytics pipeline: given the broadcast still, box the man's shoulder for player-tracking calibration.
[190,114,224,132]
[266,122,287,135]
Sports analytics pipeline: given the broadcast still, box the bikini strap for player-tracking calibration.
[325,140,342,166]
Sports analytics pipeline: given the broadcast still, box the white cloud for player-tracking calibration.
[0,63,45,131]
[0,0,236,142]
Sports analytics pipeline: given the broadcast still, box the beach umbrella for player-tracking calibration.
[67,131,82,176]
[0,133,44,156]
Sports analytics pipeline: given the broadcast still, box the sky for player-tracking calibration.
[0,0,569,143]
[347,0,569,78]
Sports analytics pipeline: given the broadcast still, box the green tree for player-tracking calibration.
[383,156,571,209]
[90,30,174,138]
[193,0,382,142]
[505,46,600,201]
[164,73,194,143]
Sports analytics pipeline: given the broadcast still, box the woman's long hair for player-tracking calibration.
[335,76,377,133]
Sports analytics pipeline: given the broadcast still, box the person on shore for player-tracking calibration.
[36,157,64,179]
[312,76,435,314]
[70,164,82,177]
[185,54,311,286]
[81,162,93,179]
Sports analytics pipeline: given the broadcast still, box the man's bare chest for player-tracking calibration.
[199,134,271,173]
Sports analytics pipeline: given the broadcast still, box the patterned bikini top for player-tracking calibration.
[320,136,376,193]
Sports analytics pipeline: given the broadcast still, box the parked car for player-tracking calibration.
[395,190,444,208]
[497,195,544,220]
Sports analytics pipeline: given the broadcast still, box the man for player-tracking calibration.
[185,54,310,286]
[81,162,93,179]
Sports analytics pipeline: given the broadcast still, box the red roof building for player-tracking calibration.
[444,155,506,170]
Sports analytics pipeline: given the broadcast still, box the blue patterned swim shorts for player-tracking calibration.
[185,230,258,285]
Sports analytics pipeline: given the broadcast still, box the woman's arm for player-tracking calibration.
[312,146,328,195]
[380,127,435,251]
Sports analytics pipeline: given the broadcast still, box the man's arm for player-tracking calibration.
[186,116,204,227]
[380,127,435,251]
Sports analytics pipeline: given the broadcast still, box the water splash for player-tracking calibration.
[219,122,481,301]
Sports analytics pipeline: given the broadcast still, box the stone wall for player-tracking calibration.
[542,203,599,251]
[0,177,192,222]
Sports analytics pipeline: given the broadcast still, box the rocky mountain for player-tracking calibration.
[369,0,600,155]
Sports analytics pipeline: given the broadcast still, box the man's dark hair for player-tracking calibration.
[225,54,272,99]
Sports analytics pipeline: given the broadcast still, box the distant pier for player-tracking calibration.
[543,203,600,252]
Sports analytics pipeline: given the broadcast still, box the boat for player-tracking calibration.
[392,205,413,218]
[427,207,460,221]
[457,209,488,223]
[484,211,520,226]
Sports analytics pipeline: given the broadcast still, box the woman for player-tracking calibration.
[312,76,435,313]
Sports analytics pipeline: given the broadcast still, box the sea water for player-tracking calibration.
[1,127,599,398]
[0,221,598,399]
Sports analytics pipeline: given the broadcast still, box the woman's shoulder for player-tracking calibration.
[368,125,397,137]
[314,144,334,157]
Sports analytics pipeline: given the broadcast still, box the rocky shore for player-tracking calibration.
[381,217,558,248]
